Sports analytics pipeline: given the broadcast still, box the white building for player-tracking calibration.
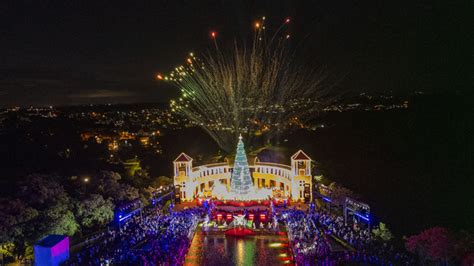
[173,150,312,202]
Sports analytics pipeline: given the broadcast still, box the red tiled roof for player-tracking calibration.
[174,152,192,162]
[291,150,311,160]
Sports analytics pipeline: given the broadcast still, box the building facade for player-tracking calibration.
[173,150,312,202]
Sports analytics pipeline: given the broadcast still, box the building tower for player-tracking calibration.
[230,135,254,199]
[290,150,313,202]
[173,152,194,201]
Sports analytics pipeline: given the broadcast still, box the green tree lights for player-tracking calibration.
[230,135,254,199]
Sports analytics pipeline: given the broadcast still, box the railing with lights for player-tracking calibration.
[344,197,371,227]
[113,199,142,227]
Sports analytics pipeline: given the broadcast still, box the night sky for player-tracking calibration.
[0,0,470,107]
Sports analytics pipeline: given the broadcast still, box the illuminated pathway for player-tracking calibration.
[184,227,294,266]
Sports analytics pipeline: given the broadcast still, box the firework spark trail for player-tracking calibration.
[159,17,337,152]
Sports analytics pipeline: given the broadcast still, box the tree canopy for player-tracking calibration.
[75,194,114,229]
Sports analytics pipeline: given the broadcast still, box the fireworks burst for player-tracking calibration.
[158,17,336,152]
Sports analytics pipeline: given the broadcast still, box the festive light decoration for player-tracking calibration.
[234,215,246,226]
[230,134,254,198]
[174,140,313,202]
[209,181,229,200]
[192,135,274,200]
[159,17,335,151]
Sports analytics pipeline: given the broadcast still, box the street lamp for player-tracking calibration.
[82,176,91,194]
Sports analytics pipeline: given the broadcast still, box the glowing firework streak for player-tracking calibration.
[158,17,335,151]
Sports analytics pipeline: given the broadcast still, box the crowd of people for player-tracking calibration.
[315,210,371,249]
[282,209,331,263]
[67,206,204,265]
[281,208,414,265]
[128,208,203,265]
[67,200,415,265]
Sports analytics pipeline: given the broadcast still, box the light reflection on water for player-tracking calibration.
[184,230,293,266]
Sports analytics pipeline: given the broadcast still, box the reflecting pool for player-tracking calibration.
[184,230,294,266]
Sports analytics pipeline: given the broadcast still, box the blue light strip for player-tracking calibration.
[118,213,133,222]
[322,196,332,203]
[117,208,141,222]
[353,212,370,222]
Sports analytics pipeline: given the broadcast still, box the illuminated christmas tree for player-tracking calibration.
[230,134,253,199]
